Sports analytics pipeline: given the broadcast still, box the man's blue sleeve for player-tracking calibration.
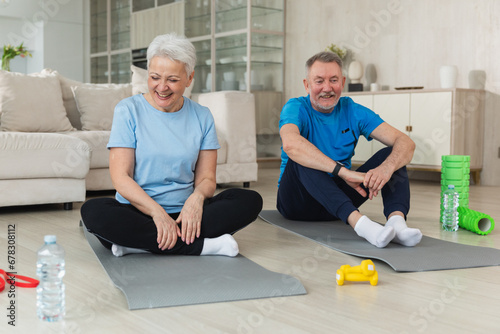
[279,98,303,131]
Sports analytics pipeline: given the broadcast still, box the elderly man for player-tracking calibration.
[277,51,422,248]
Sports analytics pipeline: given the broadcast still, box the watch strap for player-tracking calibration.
[332,162,343,177]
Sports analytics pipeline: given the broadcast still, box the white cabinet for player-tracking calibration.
[345,89,484,181]
[409,92,452,166]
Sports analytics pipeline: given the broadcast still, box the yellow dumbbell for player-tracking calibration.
[336,259,378,286]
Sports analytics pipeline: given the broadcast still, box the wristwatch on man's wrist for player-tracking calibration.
[332,161,344,177]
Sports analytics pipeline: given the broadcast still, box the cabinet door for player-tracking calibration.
[131,10,157,49]
[131,4,185,50]
[372,93,411,155]
[349,95,373,163]
[410,92,452,166]
[156,4,184,38]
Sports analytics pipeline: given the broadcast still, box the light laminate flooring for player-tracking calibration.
[1,167,499,334]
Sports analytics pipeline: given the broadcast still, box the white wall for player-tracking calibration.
[0,0,84,80]
[285,0,500,185]
[285,0,500,98]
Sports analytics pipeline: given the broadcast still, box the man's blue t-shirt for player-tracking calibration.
[108,94,220,213]
[278,95,384,185]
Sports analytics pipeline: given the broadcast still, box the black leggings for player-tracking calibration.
[81,188,263,255]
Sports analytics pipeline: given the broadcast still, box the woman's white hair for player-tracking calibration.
[147,33,197,76]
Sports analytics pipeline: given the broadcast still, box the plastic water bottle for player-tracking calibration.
[36,235,65,321]
[442,185,459,231]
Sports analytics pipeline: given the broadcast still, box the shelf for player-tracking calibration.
[132,0,155,12]
[90,0,132,83]
[186,0,284,94]
[215,5,283,19]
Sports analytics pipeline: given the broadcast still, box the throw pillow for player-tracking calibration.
[72,84,132,131]
[0,70,74,132]
[42,69,84,130]
[130,64,195,98]
[131,65,148,95]
[44,69,133,131]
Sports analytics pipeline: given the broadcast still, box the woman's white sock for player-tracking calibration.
[111,244,149,257]
[201,234,239,257]
[354,215,395,248]
[385,215,422,247]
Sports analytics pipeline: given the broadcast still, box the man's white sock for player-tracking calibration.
[385,215,422,247]
[111,244,149,257]
[354,215,395,248]
[200,234,239,257]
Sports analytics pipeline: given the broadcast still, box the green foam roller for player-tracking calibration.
[442,155,470,162]
[441,168,470,180]
[457,206,495,235]
[441,161,470,168]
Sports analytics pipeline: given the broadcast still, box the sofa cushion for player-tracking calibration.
[43,69,133,130]
[72,84,132,131]
[0,70,74,132]
[65,131,110,169]
[131,64,194,98]
[0,132,90,179]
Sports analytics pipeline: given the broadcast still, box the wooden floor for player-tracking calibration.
[1,167,499,333]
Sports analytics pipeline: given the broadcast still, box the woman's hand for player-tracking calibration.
[151,210,181,251]
[176,192,204,245]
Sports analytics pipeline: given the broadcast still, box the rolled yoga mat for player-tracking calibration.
[259,210,500,272]
[83,227,306,310]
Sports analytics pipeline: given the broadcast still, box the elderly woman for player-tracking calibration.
[81,33,263,257]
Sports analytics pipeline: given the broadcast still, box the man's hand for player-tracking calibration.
[340,168,368,198]
[363,164,394,200]
[176,192,204,245]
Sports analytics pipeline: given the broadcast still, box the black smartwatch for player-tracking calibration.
[332,161,344,177]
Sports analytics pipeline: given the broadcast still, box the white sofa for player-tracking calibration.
[0,67,258,209]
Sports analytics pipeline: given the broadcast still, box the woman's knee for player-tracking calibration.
[233,188,263,216]
[80,198,118,228]
[216,188,263,219]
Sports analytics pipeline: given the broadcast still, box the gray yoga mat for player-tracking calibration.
[259,210,500,272]
[83,227,306,310]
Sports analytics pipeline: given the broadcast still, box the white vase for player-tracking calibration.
[440,65,458,88]
[348,61,363,84]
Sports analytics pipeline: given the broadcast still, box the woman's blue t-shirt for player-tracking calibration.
[278,95,384,184]
[108,94,220,213]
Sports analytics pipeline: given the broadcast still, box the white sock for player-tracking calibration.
[200,234,239,257]
[354,215,395,248]
[111,244,149,257]
[386,215,422,247]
